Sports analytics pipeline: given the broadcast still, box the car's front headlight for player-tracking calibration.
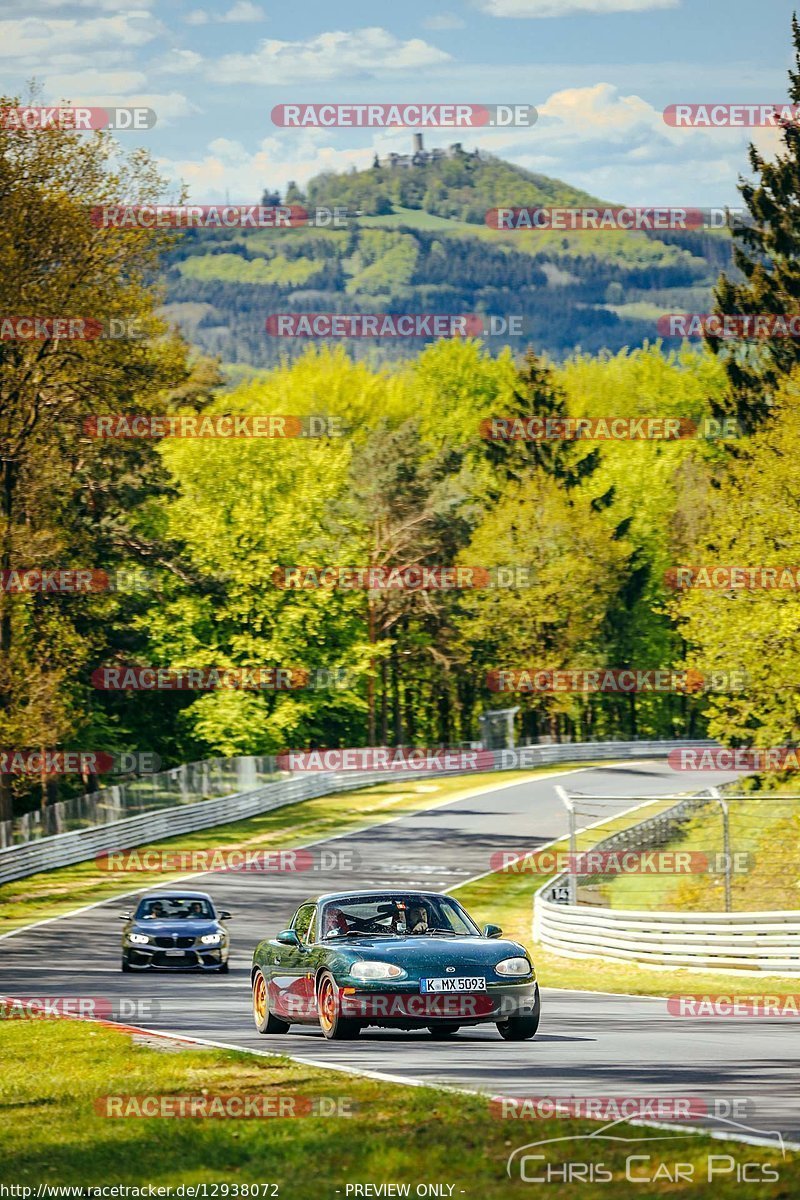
[495,956,533,977]
[200,933,224,945]
[129,933,151,945]
[350,961,407,981]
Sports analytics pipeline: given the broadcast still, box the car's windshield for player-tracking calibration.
[135,897,214,920]
[320,895,480,940]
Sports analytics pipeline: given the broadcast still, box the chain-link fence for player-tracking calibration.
[555,787,800,913]
[0,756,283,848]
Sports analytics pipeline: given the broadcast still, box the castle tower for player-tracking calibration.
[413,132,424,154]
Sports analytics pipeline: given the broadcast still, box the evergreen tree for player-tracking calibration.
[710,15,800,432]
[484,350,600,487]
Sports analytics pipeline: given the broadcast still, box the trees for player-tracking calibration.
[0,100,203,817]
[710,15,800,432]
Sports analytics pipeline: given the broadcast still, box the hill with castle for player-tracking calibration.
[162,139,733,368]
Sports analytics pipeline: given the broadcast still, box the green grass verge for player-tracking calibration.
[0,767,576,936]
[0,1019,794,1195]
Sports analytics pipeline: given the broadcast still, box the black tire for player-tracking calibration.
[121,955,131,973]
[496,991,540,1041]
[252,968,290,1034]
[427,1024,460,1038]
[317,971,361,1040]
[218,960,230,974]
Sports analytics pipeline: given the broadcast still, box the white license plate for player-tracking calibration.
[164,949,185,957]
[420,976,486,993]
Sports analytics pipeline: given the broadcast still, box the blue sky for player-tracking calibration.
[2,0,798,205]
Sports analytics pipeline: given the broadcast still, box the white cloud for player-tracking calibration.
[156,49,204,74]
[158,130,418,201]
[423,12,466,29]
[478,0,678,16]
[185,2,264,23]
[221,1,265,20]
[0,13,160,63]
[46,69,147,95]
[212,27,451,85]
[1,0,153,9]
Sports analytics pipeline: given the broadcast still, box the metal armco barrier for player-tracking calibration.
[0,739,709,885]
[533,899,800,974]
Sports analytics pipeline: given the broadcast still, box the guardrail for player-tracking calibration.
[0,739,711,886]
[534,899,800,974]
[533,788,800,974]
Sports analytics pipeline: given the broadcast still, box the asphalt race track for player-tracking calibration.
[2,761,798,1149]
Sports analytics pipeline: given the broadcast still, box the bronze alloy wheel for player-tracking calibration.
[252,968,289,1034]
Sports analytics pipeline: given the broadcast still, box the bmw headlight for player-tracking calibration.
[350,962,407,981]
[200,933,223,945]
[495,956,533,977]
[129,933,151,945]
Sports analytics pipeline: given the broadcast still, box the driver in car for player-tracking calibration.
[323,906,349,937]
[406,904,429,934]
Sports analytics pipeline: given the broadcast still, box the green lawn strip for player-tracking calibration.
[0,767,581,936]
[452,799,800,997]
[0,1019,793,1196]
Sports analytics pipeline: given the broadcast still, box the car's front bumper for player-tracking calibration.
[335,979,538,1026]
[124,945,228,970]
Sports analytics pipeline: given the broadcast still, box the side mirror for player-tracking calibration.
[219,911,232,920]
[276,929,300,947]
[483,924,503,939]
[119,912,132,921]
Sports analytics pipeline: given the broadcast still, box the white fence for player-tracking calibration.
[534,899,800,974]
[0,739,707,885]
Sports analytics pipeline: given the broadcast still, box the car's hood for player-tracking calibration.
[131,920,220,935]
[326,935,530,975]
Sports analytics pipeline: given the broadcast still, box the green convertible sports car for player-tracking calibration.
[250,889,540,1040]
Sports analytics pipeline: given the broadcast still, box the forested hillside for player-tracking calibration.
[161,150,733,366]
